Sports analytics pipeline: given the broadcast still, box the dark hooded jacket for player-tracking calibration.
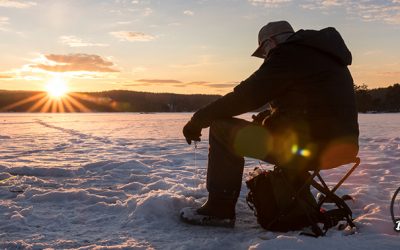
[191,28,359,169]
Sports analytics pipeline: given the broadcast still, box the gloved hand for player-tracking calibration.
[183,120,202,145]
[252,109,271,124]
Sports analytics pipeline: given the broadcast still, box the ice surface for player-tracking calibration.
[0,113,399,249]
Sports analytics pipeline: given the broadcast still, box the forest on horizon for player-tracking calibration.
[0,83,399,113]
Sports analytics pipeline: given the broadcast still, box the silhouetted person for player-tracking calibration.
[181,21,359,227]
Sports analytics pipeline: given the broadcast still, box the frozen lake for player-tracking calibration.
[0,113,399,249]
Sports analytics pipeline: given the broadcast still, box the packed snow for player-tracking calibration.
[0,113,399,249]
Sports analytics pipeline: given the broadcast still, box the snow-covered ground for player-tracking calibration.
[0,113,399,249]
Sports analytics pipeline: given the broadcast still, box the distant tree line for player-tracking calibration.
[87,90,221,112]
[0,90,221,112]
[1,84,399,113]
[354,83,400,113]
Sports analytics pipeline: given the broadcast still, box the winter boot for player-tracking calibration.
[180,194,236,228]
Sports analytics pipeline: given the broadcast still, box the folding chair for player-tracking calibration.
[279,156,361,237]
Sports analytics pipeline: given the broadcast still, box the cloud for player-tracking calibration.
[0,16,8,23]
[206,83,238,89]
[110,31,155,41]
[30,53,119,73]
[187,81,210,85]
[248,0,292,7]
[0,74,12,79]
[116,21,132,25]
[136,79,183,84]
[59,36,109,47]
[0,0,36,8]
[301,0,400,24]
[125,79,208,87]
[183,10,194,16]
[0,16,9,31]
[183,81,237,89]
[143,7,153,16]
[169,81,210,87]
[248,1,400,25]
[301,0,341,9]
[319,0,341,7]
[127,79,237,90]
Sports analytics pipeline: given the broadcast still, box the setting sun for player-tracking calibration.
[45,77,69,98]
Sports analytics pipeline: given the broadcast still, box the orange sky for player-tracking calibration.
[1,0,399,95]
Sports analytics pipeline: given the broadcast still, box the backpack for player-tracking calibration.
[246,167,354,236]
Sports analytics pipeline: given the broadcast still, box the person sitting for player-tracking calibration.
[181,21,359,227]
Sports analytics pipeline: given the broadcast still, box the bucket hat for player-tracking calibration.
[252,21,294,58]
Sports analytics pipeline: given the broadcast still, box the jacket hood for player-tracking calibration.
[286,27,352,66]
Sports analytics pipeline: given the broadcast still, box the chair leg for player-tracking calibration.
[316,158,361,205]
[331,157,360,194]
[311,178,355,228]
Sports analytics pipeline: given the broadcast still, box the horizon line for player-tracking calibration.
[0,89,223,96]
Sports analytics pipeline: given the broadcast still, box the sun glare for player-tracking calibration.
[1,77,94,113]
[45,77,69,98]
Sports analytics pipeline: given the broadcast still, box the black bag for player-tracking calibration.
[246,167,321,232]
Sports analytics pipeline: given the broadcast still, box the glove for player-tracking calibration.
[183,120,202,145]
[252,109,271,124]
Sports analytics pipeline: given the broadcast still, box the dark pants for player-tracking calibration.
[206,117,359,202]
[207,118,278,200]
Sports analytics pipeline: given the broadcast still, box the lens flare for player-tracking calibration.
[291,144,311,157]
